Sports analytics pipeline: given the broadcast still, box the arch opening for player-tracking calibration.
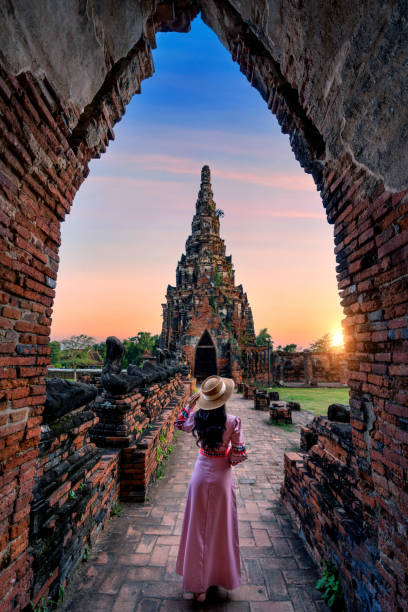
[194,330,218,380]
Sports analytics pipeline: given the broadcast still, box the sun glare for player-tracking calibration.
[332,330,344,348]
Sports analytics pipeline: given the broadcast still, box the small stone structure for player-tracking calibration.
[254,389,269,410]
[287,401,301,411]
[243,383,256,400]
[160,166,256,382]
[270,401,292,424]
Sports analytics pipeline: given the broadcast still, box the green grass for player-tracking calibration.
[266,387,350,417]
[266,420,296,432]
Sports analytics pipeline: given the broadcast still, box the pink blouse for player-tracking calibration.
[175,402,248,466]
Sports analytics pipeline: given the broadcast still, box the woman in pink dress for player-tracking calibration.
[174,375,248,602]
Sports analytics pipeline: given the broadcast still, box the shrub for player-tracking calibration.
[315,563,345,610]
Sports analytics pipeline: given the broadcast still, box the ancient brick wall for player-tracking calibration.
[121,381,190,502]
[0,2,407,611]
[243,350,347,386]
[92,374,190,502]
[0,7,183,607]
[26,372,189,608]
[30,407,120,609]
[0,64,153,611]
[271,351,347,385]
[282,415,381,611]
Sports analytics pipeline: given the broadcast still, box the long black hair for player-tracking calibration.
[192,405,227,450]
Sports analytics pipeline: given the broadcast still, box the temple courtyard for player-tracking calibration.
[60,393,329,611]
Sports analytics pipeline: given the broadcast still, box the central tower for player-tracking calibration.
[160,165,256,381]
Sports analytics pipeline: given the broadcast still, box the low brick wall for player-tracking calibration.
[121,382,189,501]
[90,374,189,447]
[282,416,389,611]
[91,388,147,448]
[30,404,120,607]
[90,374,191,501]
[28,374,192,606]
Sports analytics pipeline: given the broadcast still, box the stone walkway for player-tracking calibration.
[61,393,328,611]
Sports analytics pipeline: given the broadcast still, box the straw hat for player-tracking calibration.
[196,375,234,411]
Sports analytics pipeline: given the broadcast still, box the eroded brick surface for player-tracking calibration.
[60,393,327,611]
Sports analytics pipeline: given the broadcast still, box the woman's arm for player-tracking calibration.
[229,416,248,465]
[174,391,200,433]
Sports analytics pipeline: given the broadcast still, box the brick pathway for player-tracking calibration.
[61,393,329,611]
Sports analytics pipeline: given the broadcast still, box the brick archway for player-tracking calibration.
[1,2,408,610]
[194,329,218,380]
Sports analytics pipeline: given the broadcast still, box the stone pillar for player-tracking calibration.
[303,350,313,386]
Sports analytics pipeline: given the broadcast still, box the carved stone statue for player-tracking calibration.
[142,359,167,382]
[44,378,97,423]
[126,362,146,380]
[127,360,166,384]
[101,336,144,395]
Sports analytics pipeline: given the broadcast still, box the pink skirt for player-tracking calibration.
[176,453,241,592]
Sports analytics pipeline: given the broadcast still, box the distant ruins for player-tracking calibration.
[160,165,255,381]
[159,165,348,387]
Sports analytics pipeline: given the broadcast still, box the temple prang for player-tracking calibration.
[160,165,256,381]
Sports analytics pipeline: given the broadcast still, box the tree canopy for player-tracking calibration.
[49,333,160,371]
[275,343,297,352]
[123,332,160,367]
[60,334,96,379]
[256,328,273,347]
[309,333,332,352]
[49,340,61,366]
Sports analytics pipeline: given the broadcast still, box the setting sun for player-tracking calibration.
[332,330,344,348]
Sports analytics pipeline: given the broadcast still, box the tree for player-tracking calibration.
[61,334,96,380]
[282,344,297,352]
[49,340,61,366]
[123,332,160,367]
[309,333,332,352]
[92,342,107,362]
[256,328,273,347]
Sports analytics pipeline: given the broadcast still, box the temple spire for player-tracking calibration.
[201,164,211,185]
[195,164,215,217]
[160,164,256,380]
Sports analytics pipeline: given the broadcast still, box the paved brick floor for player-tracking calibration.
[61,393,329,611]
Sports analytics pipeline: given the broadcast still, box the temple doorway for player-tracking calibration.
[194,330,217,381]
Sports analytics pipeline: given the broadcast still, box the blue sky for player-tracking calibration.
[52,16,343,348]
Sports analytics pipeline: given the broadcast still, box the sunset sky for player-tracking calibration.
[51,17,343,349]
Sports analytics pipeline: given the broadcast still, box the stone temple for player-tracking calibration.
[160,165,255,381]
